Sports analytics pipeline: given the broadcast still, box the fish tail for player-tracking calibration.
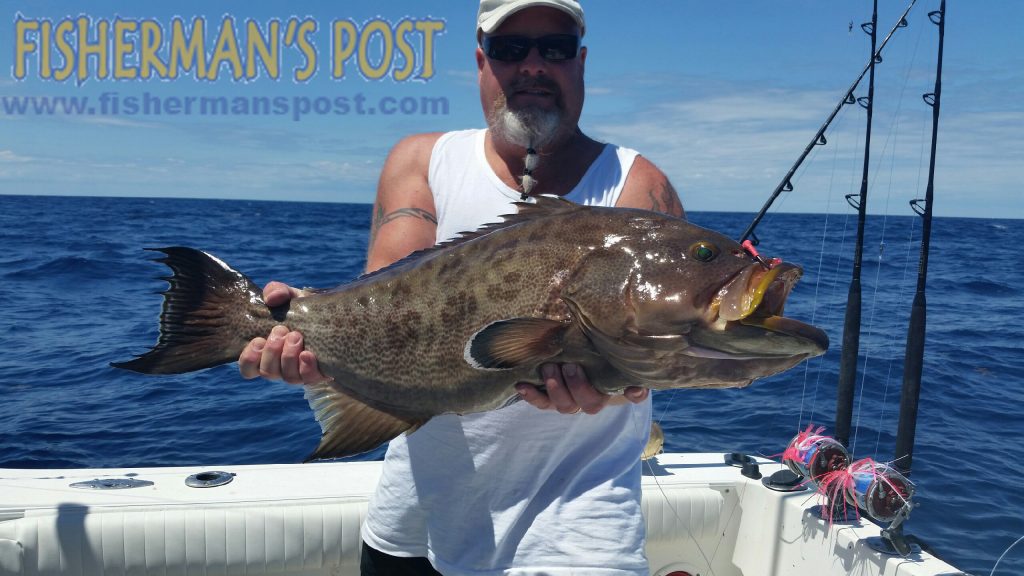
[112,247,278,375]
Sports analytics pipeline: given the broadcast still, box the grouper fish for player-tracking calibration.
[113,196,828,460]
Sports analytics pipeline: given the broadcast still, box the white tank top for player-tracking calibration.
[361,129,652,576]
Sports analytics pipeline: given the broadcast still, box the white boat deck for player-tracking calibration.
[0,453,965,575]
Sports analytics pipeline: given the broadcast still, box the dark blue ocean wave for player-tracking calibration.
[4,255,139,281]
[0,195,1020,574]
[959,278,1018,297]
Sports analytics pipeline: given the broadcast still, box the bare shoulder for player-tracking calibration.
[617,155,685,218]
[377,133,445,191]
[367,132,445,272]
[375,132,444,216]
[386,132,445,167]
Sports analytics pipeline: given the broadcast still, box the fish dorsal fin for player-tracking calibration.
[355,195,588,283]
[466,317,569,370]
[303,381,426,461]
[511,194,587,218]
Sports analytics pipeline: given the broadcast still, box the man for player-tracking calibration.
[239,1,684,574]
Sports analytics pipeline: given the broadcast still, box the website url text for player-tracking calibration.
[0,92,450,121]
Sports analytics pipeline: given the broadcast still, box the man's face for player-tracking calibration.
[477,7,586,148]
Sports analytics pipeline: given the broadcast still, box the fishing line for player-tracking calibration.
[641,460,720,576]
[641,404,720,576]
[849,167,896,455]
[646,375,735,576]
[706,477,750,566]
[850,11,926,455]
[646,362,728,575]
[797,109,851,430]
[989,534,1024,576]
[805,210,853,428]
[642,304,718,573]
[849,235,886,455]
[872,216,919,458]
[873,104,929,458]
[803,107,863,429]
[874,22,932,457]
[863,6,926,199]
[654,389,678,428]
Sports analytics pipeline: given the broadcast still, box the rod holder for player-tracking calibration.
[865,504,918,557]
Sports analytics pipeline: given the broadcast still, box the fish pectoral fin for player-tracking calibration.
[466,318,568,370]
[303,381,426,461]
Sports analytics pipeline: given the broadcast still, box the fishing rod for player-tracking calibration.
[895,0,945,476]
[834,0,879,449]
[739,0,916,244]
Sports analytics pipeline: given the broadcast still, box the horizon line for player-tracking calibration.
[0,192,1018,221]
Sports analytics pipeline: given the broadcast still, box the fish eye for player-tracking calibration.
[689,242,719,262]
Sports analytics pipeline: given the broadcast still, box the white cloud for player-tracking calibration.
[586,83,1022,218]
[653,90,836,124]
[0,149,40,180]
[588,88,841,211]
[0,149,34,163]
[445,69,478,87]
[308,158,381,183]
[75,116,161,129]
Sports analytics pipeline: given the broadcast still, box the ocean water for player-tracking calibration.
[0,194,1021,575]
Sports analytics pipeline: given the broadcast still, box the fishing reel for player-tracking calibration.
[784,431,850,482]
[852,461,918,556]
[784,429,856,521]
[782,427,917,554]
[849,460,915,523]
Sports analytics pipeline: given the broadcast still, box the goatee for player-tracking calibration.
[489,98,562,150]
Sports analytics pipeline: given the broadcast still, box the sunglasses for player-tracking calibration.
[482,34,580,62]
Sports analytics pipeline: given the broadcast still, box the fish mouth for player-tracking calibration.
[689,262,829,359]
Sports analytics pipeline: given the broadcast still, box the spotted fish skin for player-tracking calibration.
[113,196,827,459]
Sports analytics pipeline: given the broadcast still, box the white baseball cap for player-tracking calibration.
[477,0,586,36]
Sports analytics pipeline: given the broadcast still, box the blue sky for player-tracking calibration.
[0,1,1019,218]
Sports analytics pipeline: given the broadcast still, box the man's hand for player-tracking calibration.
[238,281,329,385]
[515,363,649,415]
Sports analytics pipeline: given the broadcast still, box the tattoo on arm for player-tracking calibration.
[647,180,684,217]
[369,204,438,245]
